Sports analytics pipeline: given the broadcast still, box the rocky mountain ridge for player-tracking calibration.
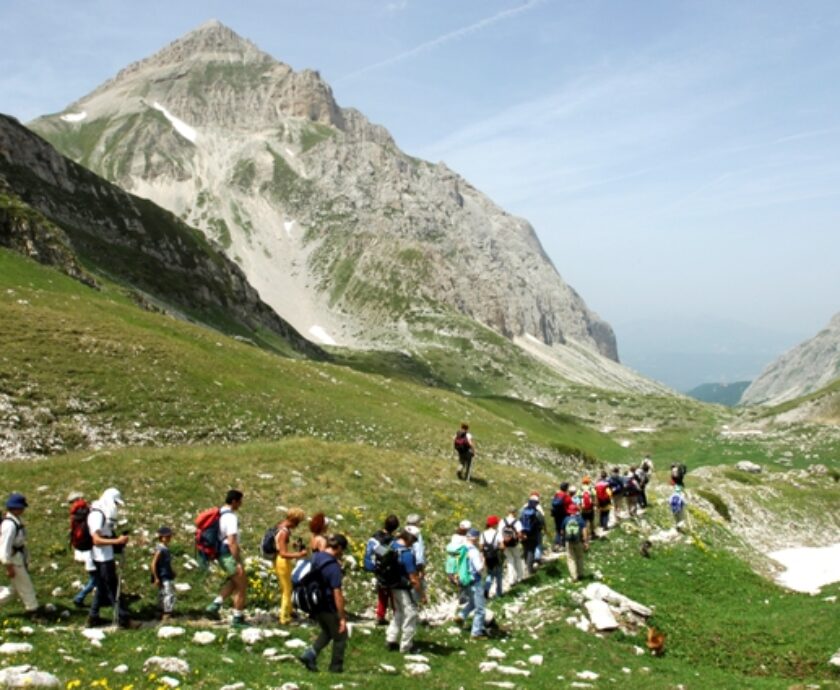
[741,312,840,406]
[24,20,654,397]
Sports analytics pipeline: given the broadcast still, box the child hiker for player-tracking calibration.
[151,526,176,621]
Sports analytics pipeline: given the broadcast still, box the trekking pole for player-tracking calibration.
[113,549,124,627]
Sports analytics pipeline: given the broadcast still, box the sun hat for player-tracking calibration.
[6,493,28,510]
[405,525,421,537]
[486,515,500,528]
[459,520,472,530]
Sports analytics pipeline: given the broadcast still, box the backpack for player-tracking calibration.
[291,556,334,616]
[454,431,472,456]
[69,499,93,551]
[551,493,567,520]
[481,532,501,570]
[669,493,685,515]
[581,488,594,513]
[501,519,518,547]
[595,482,611,507]
[565,518,582,543]
[445,543,472,586]
[375,544,410,589]
[519,506,541,535]
[363,530,392,573]
[195,507,223,561]
[672,463,687,483]
[608,474,624,495]
[260,525,280,559]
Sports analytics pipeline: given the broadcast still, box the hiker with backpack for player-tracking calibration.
[363,514,400,626]
[562,503,588,582]
[459,528,489,639]
[519,494,545,574]
[151,526,176,621]
[551,483,572,551]
[0,493,40,621]
[271,507,307,625]
[297,534,350,674]
[671,462,688,489]
[385,530,426,653]
[445,520,471,615]
[624,468,641,518]
[670,485,687,529]
[577,477,597,541]
[204,489,248,627]
[405,522,426,597]
[594,472,612,535]
[68,490,96,609]
[86,488,136,628]
[481,516,504,598]
[501,508,525,586]
[637,456,653,509]
[608,467,626,520]
[453,422,476,481]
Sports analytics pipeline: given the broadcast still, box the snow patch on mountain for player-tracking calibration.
[59,112,87,123]
[151,102,198,143]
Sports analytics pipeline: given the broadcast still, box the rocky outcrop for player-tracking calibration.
[0,114,322,360]
[29,21,622,381]
[741,313,840,406]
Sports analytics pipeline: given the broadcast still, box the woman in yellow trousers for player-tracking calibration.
[274,507,306,624]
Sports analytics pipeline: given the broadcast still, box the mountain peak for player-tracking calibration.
[149,20,271,66]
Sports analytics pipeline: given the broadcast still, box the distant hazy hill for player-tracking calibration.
[742,312,840,406]
[686,381,750,406]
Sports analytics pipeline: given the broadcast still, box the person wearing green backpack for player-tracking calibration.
[562,503,589,581]
[459,528,489,639]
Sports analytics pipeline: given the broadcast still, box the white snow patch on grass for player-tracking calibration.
[770,543,840,594]
[60,111,87,123]
[309,325,337,345]
[151,102,198,143]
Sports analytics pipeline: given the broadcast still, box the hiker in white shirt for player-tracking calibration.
[206,489,248,627]
[481,516,504,599]
[501,509,525,586]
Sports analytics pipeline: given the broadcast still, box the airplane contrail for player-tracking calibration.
[337,0,547,82]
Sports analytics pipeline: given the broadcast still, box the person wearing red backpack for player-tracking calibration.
[594,471,613,535]
[577,477,596,540]
[67,491,96,608]
[205,489,248,627]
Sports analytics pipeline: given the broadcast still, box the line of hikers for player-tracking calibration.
[1,455,689,675]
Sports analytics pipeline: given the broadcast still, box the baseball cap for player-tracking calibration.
[467,528,480,539]
[486,515,500,528]
[406,513,422,525]
[459,520,472,530]
[405,525,421,537]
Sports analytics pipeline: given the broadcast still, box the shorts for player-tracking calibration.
[218,553,239,577]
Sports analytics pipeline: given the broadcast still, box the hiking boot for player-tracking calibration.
[161,613,173,623]
[471,632,489,640]
[205,601,222,619]
[387,641,399,651]
[25,609,46,624]
[376,617,389,626]
[73,599,86,609]
[231,616,250,629]
[86,615,108,628]
[118,618,141,630]
[298,654,318,672]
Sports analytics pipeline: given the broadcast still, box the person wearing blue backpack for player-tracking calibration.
[298,534,349,674]
[385,530,426,653]
[519,494,544,575]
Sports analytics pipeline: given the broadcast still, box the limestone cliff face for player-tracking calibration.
[29,21,631,392]
[0,114,321,359]
[741,313,840,406]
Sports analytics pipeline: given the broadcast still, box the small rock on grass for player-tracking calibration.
[160,677,180,688]
[577,670,599,680]
[379,663,398,673]
[405,662,431,675]
[143,656,190,675]
[157,626,185,639]
[220,684,245,690]
[0,665,60,688]
[284,638,307,649]
[487,647,506,659]
[404,654,429,663]
[484,683,516,689]
[528,655,543,666]
[0,642,33,655]
[192,631,216,645]
[113,665,129,674]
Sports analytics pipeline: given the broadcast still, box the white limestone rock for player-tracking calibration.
[584,599,619,631]
[486,647,507,659]
[157,626,186,639]
[0,643,33,655]
[284,638,307,649]
[192,631,216,645]
[735,461,762,473]
[0,665,60,687]
[405,663,431,675]
[143,656,190,675]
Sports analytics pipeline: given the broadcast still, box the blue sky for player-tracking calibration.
[2,0,839,384]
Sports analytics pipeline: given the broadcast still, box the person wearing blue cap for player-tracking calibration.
[0,493,40,618]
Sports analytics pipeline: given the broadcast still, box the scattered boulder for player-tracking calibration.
[486,647,507,659]
[143,656,190,676]
[157,626,185,639]
[496,665,531,677]
[735,461,762,473]
[405,663,431,675]
[113,665,128,674]
[192,631,216,645]
[584,600,619,631]
[379,663,397,673]
[0,643,33,655]
[241,628,264,645]
[284,638,307,649]
[830,649,840,667]
[404,654,429,663]
[577,670,599,680]
[159,677,180,688]
[528,654,544,666]
[0,665,60,688]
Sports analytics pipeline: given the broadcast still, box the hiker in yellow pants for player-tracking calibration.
[274,508,306,624]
